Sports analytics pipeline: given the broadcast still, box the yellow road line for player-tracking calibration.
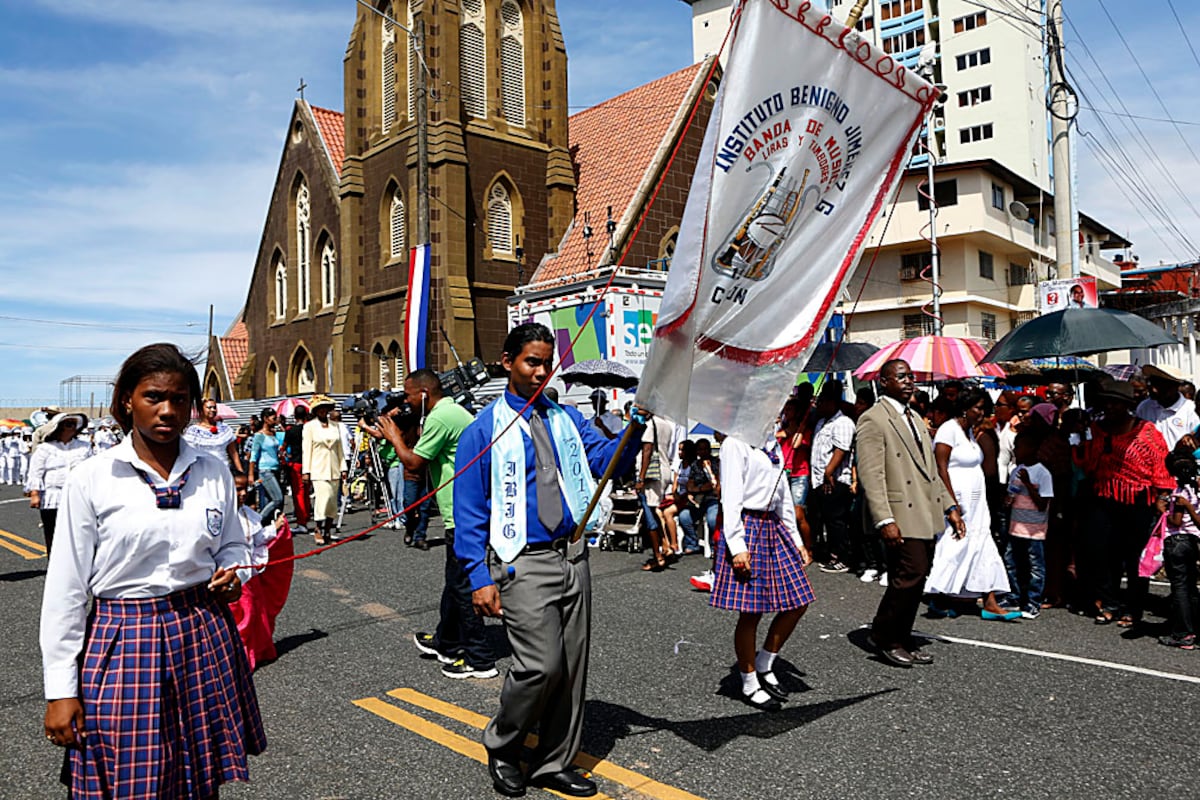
[0,527,46,554]
[388,688,705,800]
[0,533,43,560]
[352,696,615,799]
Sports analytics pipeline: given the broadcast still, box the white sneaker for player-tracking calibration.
[859,569,879,583]
[689,570,714,592]
[878,572,888,588]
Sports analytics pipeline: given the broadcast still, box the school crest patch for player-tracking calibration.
[207,508,223,536]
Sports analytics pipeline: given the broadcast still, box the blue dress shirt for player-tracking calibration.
[453,391,638,590]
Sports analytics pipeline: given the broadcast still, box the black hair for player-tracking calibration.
[679,439,697,462]
[1166,452,1199,490]
[293,406,310,422]
[880,359,908,381]
[1013,429,1042,457]
[502,323,555,359]
[818,379,845,402]
[956,387,991,417]
[260,406,277,420]
[794,383,815,403]
[110,343,202,433]
[931,396,956,419]
[855,386,876,405]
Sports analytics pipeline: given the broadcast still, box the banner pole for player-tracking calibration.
[569,419,646,544]
[845,0,870,26]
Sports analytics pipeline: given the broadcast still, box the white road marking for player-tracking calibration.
[0,497,29,505]
[939,633,1200,685]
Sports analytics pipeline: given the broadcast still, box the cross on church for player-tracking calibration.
[297,78,307,100]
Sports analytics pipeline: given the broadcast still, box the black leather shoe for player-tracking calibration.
[487,752,526,797]
[878,645,915,668]
[908,648,934,665]
[528,769,597,797]
[757,672,788,702]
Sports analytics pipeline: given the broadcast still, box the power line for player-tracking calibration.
[0,315,205,336]
[1079,105,1200,127]
[1166,0,1200,72]
[1064,13,1200,231]
[1095,0,1200,172]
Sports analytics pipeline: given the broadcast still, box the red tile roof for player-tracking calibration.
[220,320,249,387]
[533,63,706,285]
[309,104,345,177]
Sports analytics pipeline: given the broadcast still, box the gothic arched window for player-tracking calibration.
[500,1,526,127]
[487,182,514,256]
[460,0,487,119]
[320,241,336,308]
[391,187,407,261]
[382,2,397,132]
[273,254,287,320]
[296,181,311,313]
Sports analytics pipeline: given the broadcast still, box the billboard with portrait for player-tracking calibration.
[1039,277,1098,311]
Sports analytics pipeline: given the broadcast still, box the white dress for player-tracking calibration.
[926,420,1011,597]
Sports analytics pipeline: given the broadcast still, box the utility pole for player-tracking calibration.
[415,14,429,246]
[1049,0,1076,280]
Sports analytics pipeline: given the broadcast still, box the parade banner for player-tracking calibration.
[405,243,431,371]
[635,0,937,444]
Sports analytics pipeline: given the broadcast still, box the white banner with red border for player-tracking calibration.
[636,0,937,444]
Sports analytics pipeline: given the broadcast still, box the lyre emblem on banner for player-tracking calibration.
[712,165,810,282]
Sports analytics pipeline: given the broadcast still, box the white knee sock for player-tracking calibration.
[740,669,761,695]
[755,649,778,681]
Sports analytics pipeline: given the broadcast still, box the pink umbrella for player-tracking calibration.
[273,397,310,417]
[853,336,1006,382]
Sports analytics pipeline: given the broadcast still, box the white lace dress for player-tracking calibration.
[926,420,1011,597]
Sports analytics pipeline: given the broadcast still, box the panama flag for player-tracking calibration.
[405,243,431,372]
[635,0,937,444]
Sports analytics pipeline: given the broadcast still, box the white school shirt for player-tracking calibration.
[40,437,250,699]
[1136,394,1200,450]
[718,436,801,557]
[25,438,91,508]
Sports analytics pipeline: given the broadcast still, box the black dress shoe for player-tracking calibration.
[757,673,788,702]
[487,752,526,797]
[908,648,934,665]
[878,645,915,668]
[528,769,597,797]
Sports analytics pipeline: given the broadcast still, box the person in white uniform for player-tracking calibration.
[39,342,264,798]
[1137,363,1200,451]
[925,388,1017,620]
[26,413,91,552]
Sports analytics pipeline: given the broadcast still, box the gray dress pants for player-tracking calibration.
[482,547,591,778]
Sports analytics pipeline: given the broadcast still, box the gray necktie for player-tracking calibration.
[530,412,563,532]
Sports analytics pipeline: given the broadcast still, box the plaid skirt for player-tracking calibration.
[711,510,815,614]
[64,583,266,799]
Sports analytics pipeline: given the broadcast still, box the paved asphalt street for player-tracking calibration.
[2,480,1198,800]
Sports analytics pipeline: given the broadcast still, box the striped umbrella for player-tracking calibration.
[272,397,310,417]
[1101,364,1140,382]
[853,336,1006,382]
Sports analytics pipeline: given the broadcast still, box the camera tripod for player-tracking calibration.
[336,425,393,530]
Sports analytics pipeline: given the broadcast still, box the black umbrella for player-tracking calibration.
[559,359,639,389]
[982,307,1178,363]
[801,341,879,373]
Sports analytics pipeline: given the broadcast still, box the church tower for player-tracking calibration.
[333,0,574,390]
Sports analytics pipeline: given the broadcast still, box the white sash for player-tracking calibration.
[490,397,598,562]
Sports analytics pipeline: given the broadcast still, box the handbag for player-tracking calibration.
[644,421,662,482]
[1137,507,1168,579]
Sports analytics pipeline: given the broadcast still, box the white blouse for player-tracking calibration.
[718,436,802,557]
[183,421,237,466]
[40,437,250,699]
[25,438,91,509]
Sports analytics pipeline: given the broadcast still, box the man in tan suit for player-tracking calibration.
[856,359,964,667]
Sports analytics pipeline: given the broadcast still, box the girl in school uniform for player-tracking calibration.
[40,343,265,799]
[26,412,91,553]
[711,433,815,712]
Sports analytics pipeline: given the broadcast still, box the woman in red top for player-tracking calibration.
[778,389,814,551]
[1076,379,1172,627]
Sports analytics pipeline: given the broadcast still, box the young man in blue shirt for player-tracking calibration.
[453,323,638,797]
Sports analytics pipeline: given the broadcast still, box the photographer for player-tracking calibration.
[361,409,432,549]
[377,368,497,680]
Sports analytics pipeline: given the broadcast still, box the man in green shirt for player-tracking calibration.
[378,368,496,679]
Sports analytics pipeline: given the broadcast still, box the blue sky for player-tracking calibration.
[0,0,1196,403]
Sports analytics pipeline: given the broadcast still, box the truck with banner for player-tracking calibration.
[508,283,664,408]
